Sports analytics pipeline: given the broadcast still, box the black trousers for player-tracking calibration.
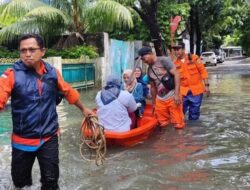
[11,135,59,190]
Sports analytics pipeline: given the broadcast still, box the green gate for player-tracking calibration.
[62,63,95,89]
[0,64,13,75]
[0,63,95,89]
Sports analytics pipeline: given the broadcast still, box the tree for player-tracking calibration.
[87,0,166,55]
[187,0,224,54]
[205,0,248,50]
[177,0,248,54]
[1,0,190,56]
[108,0,249,56]
[239,7,250,55]
[0,0,133,47]
[90,0,189,56]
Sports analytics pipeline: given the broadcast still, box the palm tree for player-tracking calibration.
[0,0,133,46]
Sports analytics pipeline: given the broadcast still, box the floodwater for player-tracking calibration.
[1,62,250,189]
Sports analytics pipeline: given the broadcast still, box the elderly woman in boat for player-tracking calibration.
[95,75,137,132]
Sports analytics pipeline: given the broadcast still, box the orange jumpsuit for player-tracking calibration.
[174,54,208,97]
[174,53,208,120]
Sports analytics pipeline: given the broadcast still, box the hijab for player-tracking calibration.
[100,75,121,105]
[123,69,137,92]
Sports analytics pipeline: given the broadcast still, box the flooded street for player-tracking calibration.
[1,59,250,189]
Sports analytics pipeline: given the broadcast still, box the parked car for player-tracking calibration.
[200,52,217,66]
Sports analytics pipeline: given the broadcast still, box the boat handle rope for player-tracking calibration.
[80,115,107,166]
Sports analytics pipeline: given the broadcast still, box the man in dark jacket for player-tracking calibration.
[0,34,92,189]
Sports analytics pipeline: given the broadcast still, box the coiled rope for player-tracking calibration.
[80,115,106,166]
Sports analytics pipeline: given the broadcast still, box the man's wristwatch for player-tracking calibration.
[205,83,210,87]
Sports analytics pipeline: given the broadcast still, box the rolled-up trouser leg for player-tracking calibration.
[11,147,36,188]
[182,94,190,115]
[155,98,170,127]
[37,135,59,190]
[155,97,185,128]
[169,97,185,129]
[188,93,203,120]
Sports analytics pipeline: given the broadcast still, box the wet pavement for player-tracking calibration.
[0,58,250,190]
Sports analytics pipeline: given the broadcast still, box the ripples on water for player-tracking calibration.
[1,72,250,189]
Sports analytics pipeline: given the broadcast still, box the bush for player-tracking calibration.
[0,45,99,61]
[0,47,19,58]
[45,45,98,59]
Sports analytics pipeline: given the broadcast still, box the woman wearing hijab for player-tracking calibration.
[95,75,137,132]
[134,66,149,98]
[122,69,144,117]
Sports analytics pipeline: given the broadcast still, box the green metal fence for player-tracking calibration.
[62,63,95,89]
[0,64,13,75]
[0,63,95,89]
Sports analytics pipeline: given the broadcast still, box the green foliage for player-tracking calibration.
[0,3,18,28]
[0,0,133,44]
[224,30,242,46]
[239,8,250,55]
[0,15,18,27]
[157,2,190,45]
[109,1,190,44]
[0,46,19,63]
[0,0,70,43]
[45,45,98,59]
[86,0,133,32]
[109,11,151,41]
[0,45,98,60]
[198,0,248,49]
[0,46,19,58]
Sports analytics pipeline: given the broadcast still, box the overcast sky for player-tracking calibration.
[0,0,10,4]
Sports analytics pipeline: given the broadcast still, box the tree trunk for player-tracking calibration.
[189,6,195,54]
[136,20,164,56]
[195,6,201,55]
[72,0,82,33]
[133,1,164,56]
[147,22,164,56]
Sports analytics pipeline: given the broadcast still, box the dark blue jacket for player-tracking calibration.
[11,61,59,138]
[137,76,149,98]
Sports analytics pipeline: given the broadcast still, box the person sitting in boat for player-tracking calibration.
[95,75,137,132]
[134,66,150,100]
[122,69,144,118]
[142,74,152,99]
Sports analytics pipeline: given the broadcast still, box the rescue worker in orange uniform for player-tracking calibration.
[172,42,210,120]
[138,47,185,129]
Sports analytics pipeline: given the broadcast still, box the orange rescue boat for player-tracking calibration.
[104,104,158,147]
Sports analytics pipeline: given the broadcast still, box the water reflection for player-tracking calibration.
[1,69,250,189]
